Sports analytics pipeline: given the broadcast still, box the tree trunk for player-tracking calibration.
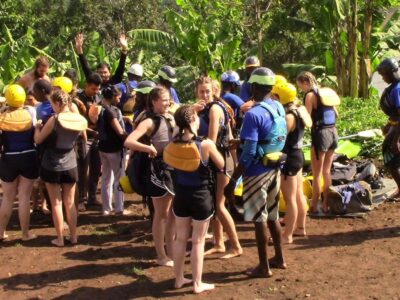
[332,29,347,95]
[348,0,358,98]
[255,0,263,65]
[359,0,373,98]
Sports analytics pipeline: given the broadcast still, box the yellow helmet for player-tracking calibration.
[5,84,26,108]
[52,77,73,94]
[275,75,287,85]
[271,83,297,105]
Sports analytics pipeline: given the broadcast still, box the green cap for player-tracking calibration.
[248,67,275,86]
[134,80,156,94]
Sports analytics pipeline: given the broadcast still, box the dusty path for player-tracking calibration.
[0,195,399,300]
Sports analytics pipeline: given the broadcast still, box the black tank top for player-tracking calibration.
[283,109,305,152]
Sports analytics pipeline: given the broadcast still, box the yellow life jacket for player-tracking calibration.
[292,105,313,128]
[0,107,32,131]
[163,140,201,172]
[57,112,88,132]
[319,87,340,106]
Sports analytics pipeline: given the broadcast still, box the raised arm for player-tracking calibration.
[111,33,129,84]
[75,33,92,79]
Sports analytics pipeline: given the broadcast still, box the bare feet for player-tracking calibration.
[51,238,64,247]
[281,235,293,244]
[174,277,192,289]
[42,207,51,215]
[245,265,273,278]
[66,236,78,245]
[193,282,215,294]
[0,233,9,241]
[205,233,213,240]
[156,257,174,267]
[268,257,287,269]
[220,247,243,259]
[22,233,37,241]
[293,227,306,237]
[204,246,226,256]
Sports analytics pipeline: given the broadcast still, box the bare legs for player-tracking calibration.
[247,221,286,278]
[0,177,36,241]
[152,195,175,266]
[206,173,242,258]
[281,171,307,243]
[310,147,335,212]
[281,175,297,244]
[173,216,214,294]
[46,183,77,246]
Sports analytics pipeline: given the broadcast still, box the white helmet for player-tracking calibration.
[128,63,144,77]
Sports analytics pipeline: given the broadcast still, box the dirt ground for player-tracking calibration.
[0,192,399,300]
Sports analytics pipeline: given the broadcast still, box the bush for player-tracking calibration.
[336,96,386,158]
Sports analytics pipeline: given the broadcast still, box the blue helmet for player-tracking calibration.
[221,70,240,86]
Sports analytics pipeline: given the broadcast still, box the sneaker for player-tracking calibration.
[114,210,131,216]
[102,211,111,216]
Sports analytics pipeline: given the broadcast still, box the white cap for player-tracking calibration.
[128,63,143,77]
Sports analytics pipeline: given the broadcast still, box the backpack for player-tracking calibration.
[257,101,287,157]
[328,181,372,215]
[126,112,173,196]
[201,101,234,151]
[330,162,357,185]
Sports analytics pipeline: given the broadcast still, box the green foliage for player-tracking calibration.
[336,96,386,158]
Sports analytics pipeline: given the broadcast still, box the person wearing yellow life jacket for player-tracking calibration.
[52,75,87,212]
[168,105,224,294]
[34,90,87,247]
[271,82,310,243]
[0,84,38,242]
[296,71,338,214]
[195,75,242,259]
[125,86,176,267]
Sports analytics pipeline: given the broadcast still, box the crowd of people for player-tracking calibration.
[0,32,399,294]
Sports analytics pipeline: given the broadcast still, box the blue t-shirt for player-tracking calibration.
[170,87,180,104]
[222,92,244,119]
[36,101,54,123]
[116,80,138,108]
[390,81,400,108]
[239,99,280,177]
[239,81,252,102]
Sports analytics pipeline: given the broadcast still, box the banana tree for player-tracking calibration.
[0,25,68,91]
[128,0,245,77]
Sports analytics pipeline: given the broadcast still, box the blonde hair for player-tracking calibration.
[296,71,318,89]
[51,90,70,108]
[212,79,221,98]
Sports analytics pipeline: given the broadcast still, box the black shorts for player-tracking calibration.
[40,167,78,184]
[173,185,214,221]
[281,149,304,176]
[312,127,338,152]
[0,150,39,182]
[148,159,174,198]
